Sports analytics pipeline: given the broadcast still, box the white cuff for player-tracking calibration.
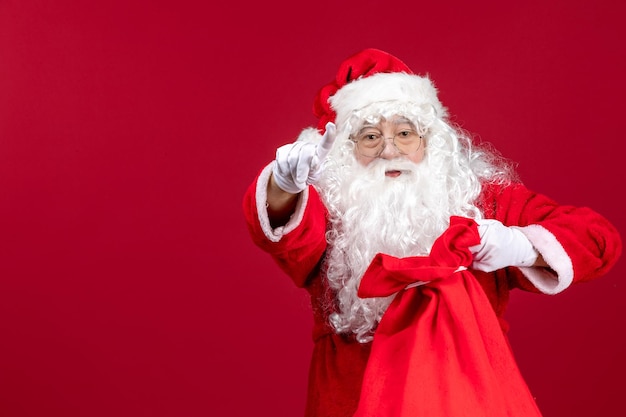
[516,224,574,294]
[255,162,309,243]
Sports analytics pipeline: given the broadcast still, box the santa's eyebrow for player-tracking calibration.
[392,117,414,126]
[357,124,380,133]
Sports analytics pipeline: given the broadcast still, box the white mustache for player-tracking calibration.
[364,158,420,176]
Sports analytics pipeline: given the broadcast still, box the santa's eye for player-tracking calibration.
[359,131,383,141]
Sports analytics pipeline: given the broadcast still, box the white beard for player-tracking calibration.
[317,152,481,343]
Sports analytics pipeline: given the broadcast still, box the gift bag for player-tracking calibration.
[354,216,542,417]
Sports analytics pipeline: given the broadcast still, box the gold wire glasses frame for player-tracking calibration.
[351,129,424,158]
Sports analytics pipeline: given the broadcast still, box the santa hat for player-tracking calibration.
[312,49,446,133]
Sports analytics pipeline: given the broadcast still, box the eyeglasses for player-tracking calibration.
[351,129,424,158]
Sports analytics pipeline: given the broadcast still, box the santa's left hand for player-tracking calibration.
[469,219,539,272]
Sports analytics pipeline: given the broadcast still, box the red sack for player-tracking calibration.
[354,216,542,417]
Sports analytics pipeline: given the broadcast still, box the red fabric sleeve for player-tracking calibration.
[481,182,622,290]
[242,171,328,288]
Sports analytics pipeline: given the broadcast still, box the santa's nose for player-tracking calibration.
[379,137,401,159]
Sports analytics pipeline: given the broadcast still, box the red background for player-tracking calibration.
[1,1,624,416]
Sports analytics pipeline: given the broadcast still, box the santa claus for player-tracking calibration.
[242,49,621,417]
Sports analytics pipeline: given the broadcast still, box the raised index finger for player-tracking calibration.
[315,122,337,161]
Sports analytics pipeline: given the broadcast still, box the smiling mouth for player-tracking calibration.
[385,170,402,178]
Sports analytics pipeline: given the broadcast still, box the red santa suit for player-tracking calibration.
[243,162,622,417]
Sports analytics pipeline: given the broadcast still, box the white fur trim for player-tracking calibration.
[255,162,309,243]
[329,72,446,129]
[516,225,574,294]
[296,127,323,144]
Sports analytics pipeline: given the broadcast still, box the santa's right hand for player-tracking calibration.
[272,122,336,194]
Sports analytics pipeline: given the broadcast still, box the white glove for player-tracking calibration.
[272,122,336,194]
[469,219,538,272]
